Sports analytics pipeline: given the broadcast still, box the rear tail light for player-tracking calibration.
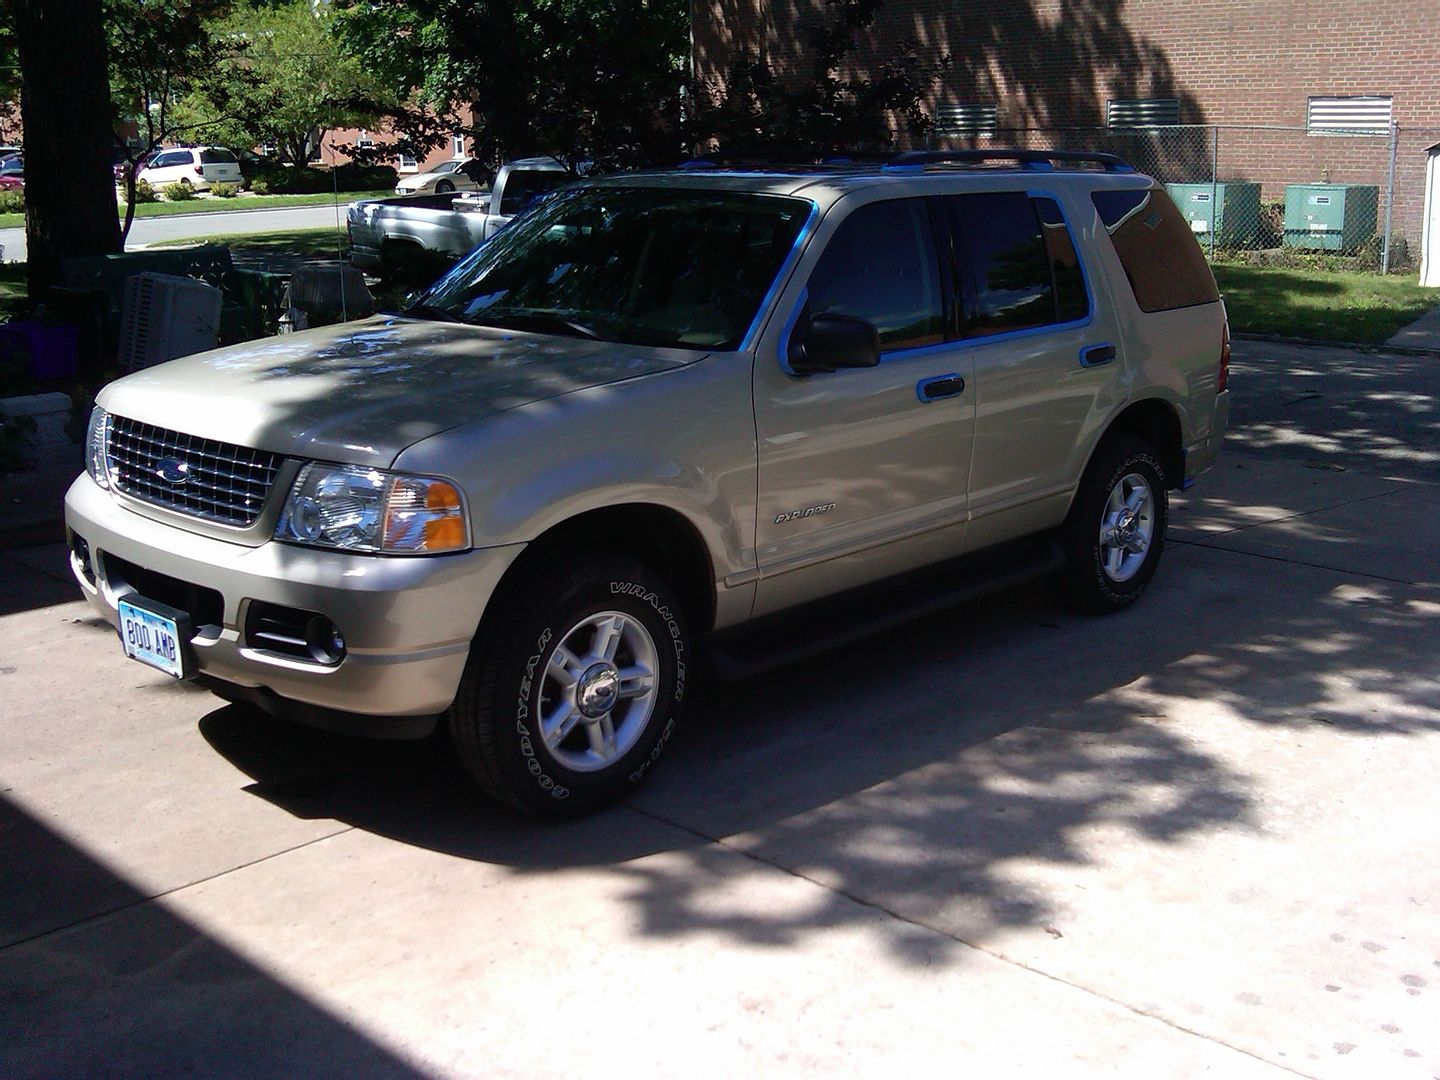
[1218,319,1231,393]
[193,165,204,176]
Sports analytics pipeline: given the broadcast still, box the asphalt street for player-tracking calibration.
[0,341,1437,1077]
[0,203,348,263]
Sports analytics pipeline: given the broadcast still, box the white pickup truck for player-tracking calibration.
[347,157,575,271]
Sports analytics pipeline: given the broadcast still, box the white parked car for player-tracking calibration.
[395,158,492,195]
[139,146,243,192]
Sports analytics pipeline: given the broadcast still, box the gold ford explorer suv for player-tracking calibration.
[66,149,1230,817]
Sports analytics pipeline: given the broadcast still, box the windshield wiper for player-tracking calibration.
[475,311,601,340]
[400,303,469,324]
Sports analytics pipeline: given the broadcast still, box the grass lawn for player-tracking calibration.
[0,190,391,230]
[1212,264,1440,344]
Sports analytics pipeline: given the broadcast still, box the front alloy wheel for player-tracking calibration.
[448,554,689,817]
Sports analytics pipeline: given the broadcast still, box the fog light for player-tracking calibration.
[304,614,347,665]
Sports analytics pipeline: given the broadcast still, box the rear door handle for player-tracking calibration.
[916,373,965,402]
[1080,343,1117,367]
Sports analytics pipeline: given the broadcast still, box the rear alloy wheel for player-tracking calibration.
[1060,437,1168,612]
[448,554,689,817]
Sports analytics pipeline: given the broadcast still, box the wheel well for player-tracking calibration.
[1102,399,1184,489]
[504,505,717,634]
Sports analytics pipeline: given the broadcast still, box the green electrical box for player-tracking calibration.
[1166,182,1262,248]
[1283,184,1379,252]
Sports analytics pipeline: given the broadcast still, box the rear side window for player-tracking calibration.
[806,198,943,351]
[946,192,1090,338]
[499,170,571,215]
[200,149,238,164]
[1092,188,1220,312]
[152,151,188,168]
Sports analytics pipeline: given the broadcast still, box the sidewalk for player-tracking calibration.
[1385,303,1440,351]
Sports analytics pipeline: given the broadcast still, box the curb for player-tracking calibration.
[1234,332,1440,358]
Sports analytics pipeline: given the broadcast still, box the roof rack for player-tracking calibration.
[677,149,897,170]
[675,147,1135,174]
[885,149,1135,173]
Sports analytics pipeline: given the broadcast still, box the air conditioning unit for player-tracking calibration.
[118,272,224,371]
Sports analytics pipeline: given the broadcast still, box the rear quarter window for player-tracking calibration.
[1091,188,1219,313]
[200,149,238,164]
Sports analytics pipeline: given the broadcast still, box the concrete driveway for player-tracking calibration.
[1,342,1437,1077]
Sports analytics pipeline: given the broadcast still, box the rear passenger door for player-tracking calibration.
[947,189,1127,551]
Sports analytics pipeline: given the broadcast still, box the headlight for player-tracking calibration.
[275,463,469,554]
[85,405,111,490]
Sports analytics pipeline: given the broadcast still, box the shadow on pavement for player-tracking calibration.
[195,538,1439,965]
[0,796,429,1079]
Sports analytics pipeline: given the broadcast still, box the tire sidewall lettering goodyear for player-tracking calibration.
[515,627,570,800]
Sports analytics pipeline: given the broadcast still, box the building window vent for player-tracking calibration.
[1106,98,1180,129]
[1307,95,1392,136]
[397,153,418,172]
[451,134,465,158]
[357,130,374,149]
[933,103,998,137]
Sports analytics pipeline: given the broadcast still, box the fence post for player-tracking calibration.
[1382,122,1398,275]
[1210,125,1219,258]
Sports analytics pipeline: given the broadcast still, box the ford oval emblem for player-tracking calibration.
[155,456,190,485]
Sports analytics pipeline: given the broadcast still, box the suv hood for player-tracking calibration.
[98,316,704,468]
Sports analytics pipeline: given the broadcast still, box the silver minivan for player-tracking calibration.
[66,149,1230,816]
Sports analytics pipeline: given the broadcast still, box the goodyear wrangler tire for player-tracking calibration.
[448,555,689,817]
[1059,436,1168,614]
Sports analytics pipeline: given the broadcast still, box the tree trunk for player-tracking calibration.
[10,0,121,299]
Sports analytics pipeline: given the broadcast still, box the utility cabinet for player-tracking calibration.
[1283,183,1378,252]
[1166,182,1262,247]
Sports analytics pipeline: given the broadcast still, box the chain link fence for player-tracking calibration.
[932,124,1440,276]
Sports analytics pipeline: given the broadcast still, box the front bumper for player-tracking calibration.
[65,475,523,728]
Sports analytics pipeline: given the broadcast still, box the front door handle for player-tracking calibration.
[1080,343,1117,367]
[917,373,965,403]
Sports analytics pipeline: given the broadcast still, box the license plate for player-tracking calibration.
[118,596,190,679]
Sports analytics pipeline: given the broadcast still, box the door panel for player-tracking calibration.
[752,196,974,615]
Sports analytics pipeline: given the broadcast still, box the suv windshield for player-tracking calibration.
[415,187,811,350]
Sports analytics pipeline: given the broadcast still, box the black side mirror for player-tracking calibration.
[788,312,881,375]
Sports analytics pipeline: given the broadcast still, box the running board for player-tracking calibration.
[703,534,1065,682]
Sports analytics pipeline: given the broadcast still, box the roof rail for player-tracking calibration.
[677,149,896,170]
[884,149,1135,173]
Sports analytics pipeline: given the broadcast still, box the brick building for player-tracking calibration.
[693,0,1440,248]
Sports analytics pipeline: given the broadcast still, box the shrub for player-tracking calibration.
[132,179,158,204]
[247,177,270,196]
[209,182,240,198]
[0,189,24,214]
[162,181,196,201]
[332,163,399,192]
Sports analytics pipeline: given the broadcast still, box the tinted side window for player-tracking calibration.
[948,191,1066,337]
[499,170,570,215]
[1033,197,1090,324]
[1092,188,1220,312]
[152,152,187,168]
[806,198,943,351]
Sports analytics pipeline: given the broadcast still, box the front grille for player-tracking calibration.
[107,415,283,527]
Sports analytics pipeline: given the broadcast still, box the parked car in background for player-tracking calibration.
[0,154,23,180]
[0,175,22,192]
[350,157,573,270]
[395,158,493,196]
[138,146,243,192]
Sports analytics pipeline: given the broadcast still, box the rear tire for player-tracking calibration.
[1059,437,1168,613]
[448,554,690,817]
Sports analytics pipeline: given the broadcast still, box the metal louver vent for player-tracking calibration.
[933,103,999,137]
[1307,95,1392,135]
[1106,98,1180,129]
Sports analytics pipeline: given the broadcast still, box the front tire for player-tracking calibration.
[435,179,455,193]
[1059,437,1168,613]
[448,554,690,817]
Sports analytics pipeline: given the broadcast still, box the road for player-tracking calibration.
[0,203,348,263]
[1,342,1438,1077]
